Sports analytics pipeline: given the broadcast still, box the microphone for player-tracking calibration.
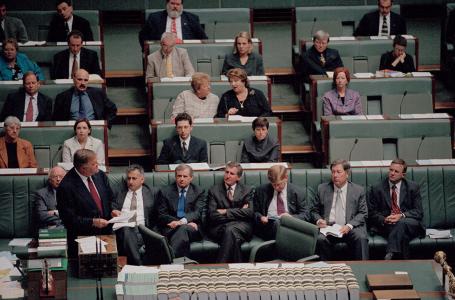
[416,135,426,161]
[398,90,408,117]
[213,21,217,40]
[51,145,63,167]
[348,138,359,162]
[310,17,317,38]
[164,97,173,122]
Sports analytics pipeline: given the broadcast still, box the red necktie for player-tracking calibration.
[277,191,285,215]
[71,54,78,78]
[391,185,401,214]
[87,177,103,214]
[25,96,34,122]
[171,18,183,44]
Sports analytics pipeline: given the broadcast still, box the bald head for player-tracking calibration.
[73,68,89,92]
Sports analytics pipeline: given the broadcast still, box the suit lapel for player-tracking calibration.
[324,184,334,219]
[286,184,295,213]
[36,93,46,120]
[16,90,26,118]
[265,184,274,213]
[399,180,407,206]
[382,179,392,209]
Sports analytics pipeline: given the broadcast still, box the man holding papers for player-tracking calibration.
[368,158,425,260]
[309,159,369,260]
[111,165,157,265]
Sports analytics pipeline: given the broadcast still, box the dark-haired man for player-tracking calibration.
[0,1,28,43]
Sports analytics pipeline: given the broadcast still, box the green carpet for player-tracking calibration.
[107,87,147,109]
[254,23,293,69]
[282,121,311,146]
[108,124,151,150]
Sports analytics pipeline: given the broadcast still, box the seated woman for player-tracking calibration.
[0,38,44,81]
[62,119,105,165]
[171,72,220,120]
[379,35,416,73]
[241,117,280,163]
[322,67,363,116]
[216,68,272,118]
[0,116,37,168]
[221,31,264,76]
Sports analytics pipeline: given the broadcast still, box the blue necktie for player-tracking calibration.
[177,189,185,218]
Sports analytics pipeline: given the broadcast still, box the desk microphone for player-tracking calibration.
[51,145,63,167]
[310,18,317,38]
[416,135,426,161]
[164,97,173,122]
[213,21,217,40]
[398,90,408,116]
[348,138,358,162]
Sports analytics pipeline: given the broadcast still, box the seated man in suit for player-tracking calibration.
[145,32,195,82]
[111,165,157,265]
[207,162,254,263]
[57,149,113,256]
[138,0,207,50]
[368,158,425,260]
[34,166,67,229]
[157,164,204,257]
[354,0,406,36]
[309,159,369,260]
[254,165,308,240]
[51,30,101,79]
[53,68,117,127]
[301,30,343,82]
[0,72,52,122]
[47,0,94,42]
[0,116,37,168]
[0,1,28,43]
[156,112,207,165]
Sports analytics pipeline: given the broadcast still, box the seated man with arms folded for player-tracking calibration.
[254,165,308,240]
[322,67,363,116]
[0,116,37,168]
[207,162,254,263]
[34,166,67,229]
[145,32,194,82]
[0,38,44,81]
[301,30,343,82]
[222,31,264,76]
[368,158,425,260]
[171,72,219,121]
[379,35,415,73]
[217,68,272,118]
[0,71,52,122]
[157,112,207,165]
[0,1,28,43]
[309,159,369,261]
[157,164,204,258]
[241,117,280,163]
[62,118,105,166]
[111,164,157,265]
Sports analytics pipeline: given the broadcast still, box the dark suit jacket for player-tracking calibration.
[253,183,308,223]
[52,87,117,127]
[111,184,157,229]
[56,168,113,237]
[51,48,102,79]
[138,10,207,49]
[207,182,254,234]
[0,89,52,122]
[157,182,205,236]
[354,11,407,36]
[302,46,343,80]
[379,51,415,73]
[368,178,425,236]
[34,184,62,228]
[309,181,367,233]
[156,135,208,164]
[47,14,94,42]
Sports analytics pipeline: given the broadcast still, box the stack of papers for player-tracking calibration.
[353,72,374,79]
[75,236,107,254]
[320,224,344,238]
[426,229,452,239]
[228,115,257,122]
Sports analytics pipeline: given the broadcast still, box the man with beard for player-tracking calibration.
[139,0,207,51]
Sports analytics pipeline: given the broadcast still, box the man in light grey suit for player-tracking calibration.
[145,32,194,82]
[0,2,28,43]
[111,164,157,265]
[309,159,369,260]
[34,166,67,229]
[157,164,205,258]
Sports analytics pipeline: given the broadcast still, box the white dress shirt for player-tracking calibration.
[179,135,191,151]
[22,93,39,121]
[267,184,288,218]
[66,15,74,32]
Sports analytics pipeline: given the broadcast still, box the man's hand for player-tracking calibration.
[227,108,239,115]
[316,219,327,228]
[188,222,198,230]
[385,214,402,224]
[167,220,182,229]
[111,210,121,217]
[242,203,249,209]
[92,218,109,228]
[47,210,59,216]
[217,208,227,215]
[339,225,351,235]
[260,216,268,224]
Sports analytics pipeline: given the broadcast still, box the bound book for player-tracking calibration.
[320,224,343,238]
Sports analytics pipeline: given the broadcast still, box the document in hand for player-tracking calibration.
[320,224,344,238]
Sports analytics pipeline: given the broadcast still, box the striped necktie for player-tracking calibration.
[381,15,388,36]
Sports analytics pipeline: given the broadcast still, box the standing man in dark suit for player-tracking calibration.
[0,72,52,122]
[47,0,94,42]
[139,0,207,50]
[368,158,425,260]
[207,162,254,263]
[51,30,101,79]
[354,0,406,36]
[309,159,369,260]
[254,165,308,240]
[57,149,113,256]
[34,166,67,229]
[111,165,157,265]
[0,1,28,43]
[157,164,204,257]
[156,112,207,165]
[52,68,117,127]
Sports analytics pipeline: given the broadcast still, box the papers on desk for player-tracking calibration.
[370,36,389,40]
[0,168,38,175]
[75,236,107,254]
[228,263,256,269]
[240,162,289,169]
[109,211,136,224]
[248,75,268,81]
[320,224,343,238]
[340,115,366,120]
[215,39,234,43]
[169,163,210,170]
[84,41,103,46]
[330,36,356,41]
[366,115,384,120]
[27,258,62,269]
[401,34,415,39]
[159,264,184,271]
[411,72,432,77]
[0,280,24,298]
[0,80,22,85]
[18,41,46,46]
[193,118,214,123]
[160,76,191,82]
[416,159,455,165]
[117,265,158,282]
[280,263,306,268]
[353,72,374,79]
[426,229,452,239]
[228,115,257,122]
[349,160,392,167]
[399,113,450,119]
[8,238,32,247]
[326,71,334,78]
[183,39,202,43]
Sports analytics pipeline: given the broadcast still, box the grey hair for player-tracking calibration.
[126,164,145,176]
[313,30,330,41]
[4,116,21,128]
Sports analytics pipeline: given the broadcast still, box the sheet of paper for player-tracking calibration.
[369,36,389,40]
[340,115,367,120]
[169,163,210,170]
[366,115,384,120]
[228,263,255,269]
[411,72,432,77]
[159,264,184,271]
[8,238,32,247]
[79,243,106,254]
[18,41,46,46]
[75,236,107,246]
[160,76,191,82]
[248,75,268,81]
[241,162,289,169]
[108,211,136,224]
[183,39,202,43]
[353,73,374,79]
[193,118,214,123]
[228,115,257,123]
[280,263,305,268]
[330,36,356,41]
[255,263,279,269]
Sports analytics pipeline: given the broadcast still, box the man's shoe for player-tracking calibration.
[384,252,394,260]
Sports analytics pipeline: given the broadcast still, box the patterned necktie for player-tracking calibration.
[165,55,173,78]
[320,53,326,67]
[87,177,103,214]
[71,54,78,78]
[129,191,137,223]
[335,189,345,225]
[381,15,388,36]
[177,189,186,218]
[25,96,34,122]
[182,141,187,157]
[276,191,285,215]
[227,186,234,201]
[78,92,86,119]
[171,18,183,43]
[391,185,401,214]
